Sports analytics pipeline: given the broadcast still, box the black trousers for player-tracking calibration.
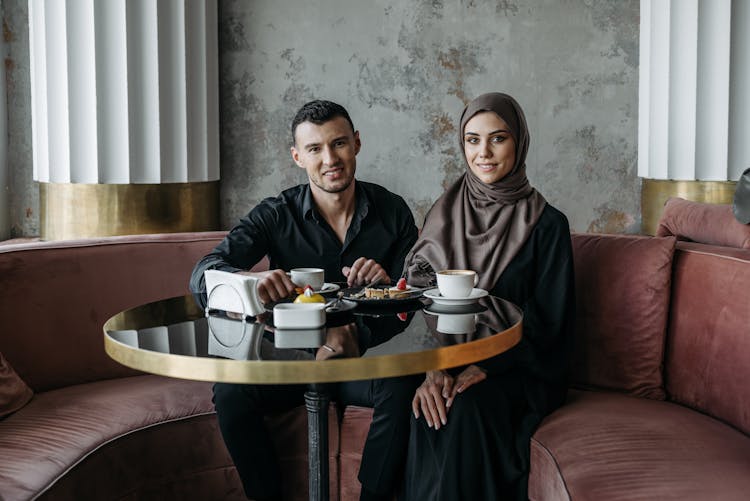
[213,376,419,500]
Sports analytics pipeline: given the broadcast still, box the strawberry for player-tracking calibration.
[396,277,407,290]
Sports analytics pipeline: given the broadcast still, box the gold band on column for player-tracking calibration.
[641,178,737,235]
[40,181,219,241]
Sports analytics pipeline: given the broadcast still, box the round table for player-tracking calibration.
[103,293,522,501]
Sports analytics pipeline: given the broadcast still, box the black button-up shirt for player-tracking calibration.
[190,181,418,306]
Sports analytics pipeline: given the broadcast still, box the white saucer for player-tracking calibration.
[423,288,488,306]
[315,283,340,294]
[286,273,340,294]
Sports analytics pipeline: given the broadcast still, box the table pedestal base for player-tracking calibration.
[304,384,329,501]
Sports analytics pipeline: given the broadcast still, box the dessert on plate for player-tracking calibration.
[364,278,411,299]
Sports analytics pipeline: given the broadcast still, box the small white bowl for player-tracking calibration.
[273,303,326,329]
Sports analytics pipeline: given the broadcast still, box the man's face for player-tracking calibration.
[291,116,360,195]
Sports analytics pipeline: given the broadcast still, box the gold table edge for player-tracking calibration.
[103,299,522,384]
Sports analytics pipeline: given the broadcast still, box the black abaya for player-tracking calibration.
[403,205,575,501]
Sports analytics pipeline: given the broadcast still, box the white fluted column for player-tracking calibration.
[638,0,749,234]
[29,0,219,240]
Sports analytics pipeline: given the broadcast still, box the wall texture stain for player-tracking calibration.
[587,206,636,234]
[495,1,520,17]
[5,0,640,237]
[586,0,639,67]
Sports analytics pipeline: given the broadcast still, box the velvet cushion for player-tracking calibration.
[570,233,676,399]
[0,375,218,500]
[665,242,750,435]
[656,197,750,248]
[0,352,33,418]
[529,390,750,501]
[0,232,227,392]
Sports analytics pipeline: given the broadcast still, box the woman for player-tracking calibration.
[402,92,575,500]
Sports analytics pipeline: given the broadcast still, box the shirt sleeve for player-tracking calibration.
[189,204,275,309]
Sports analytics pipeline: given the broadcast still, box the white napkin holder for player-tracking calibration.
[207,315,264,360]
[204,269,265,317]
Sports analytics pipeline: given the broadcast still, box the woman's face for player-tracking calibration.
[463,111,516,184]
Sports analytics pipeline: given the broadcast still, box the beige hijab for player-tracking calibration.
[404,92,547,291]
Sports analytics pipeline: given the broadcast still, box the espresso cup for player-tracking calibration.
[290,268,325,290]
[436,269,478,299]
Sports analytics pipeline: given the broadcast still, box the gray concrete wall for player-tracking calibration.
[4,0,35,238]
[218,0,640,233]
[4,0,640,237]
[0,0,8,240]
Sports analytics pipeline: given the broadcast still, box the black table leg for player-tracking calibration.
[304,384,329,501]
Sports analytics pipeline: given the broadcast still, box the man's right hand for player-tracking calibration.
[342,257,391,287]
[315,323,359,360]
[236,269,296,304]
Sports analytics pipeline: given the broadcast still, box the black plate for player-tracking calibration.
[340,286,424,306]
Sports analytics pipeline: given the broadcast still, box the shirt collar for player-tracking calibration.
[301,181,370,222]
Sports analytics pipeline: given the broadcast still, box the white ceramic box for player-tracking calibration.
[273,303,326,329]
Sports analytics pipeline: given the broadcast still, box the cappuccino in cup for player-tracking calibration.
[436,270,478,299]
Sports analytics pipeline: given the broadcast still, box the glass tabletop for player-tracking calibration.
[103,294,522,384]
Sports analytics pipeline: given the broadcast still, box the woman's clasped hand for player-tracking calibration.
[412,365,488,430]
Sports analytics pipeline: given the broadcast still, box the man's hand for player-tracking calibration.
[445,364,487,409]
[412,370,454,430]
[342,257,390,287]
[236,269,296,304]
[316,323,359,360]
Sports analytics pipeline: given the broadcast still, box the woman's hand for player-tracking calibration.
[412,370,454,430]
[445,364,487,409]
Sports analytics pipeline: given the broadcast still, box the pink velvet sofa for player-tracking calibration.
[527,233,750,500]
[2,231,748,500]
[0,233,247,500]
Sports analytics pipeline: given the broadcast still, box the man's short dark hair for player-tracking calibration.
[291,100,355,144]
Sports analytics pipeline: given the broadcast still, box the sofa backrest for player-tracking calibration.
[665,241,750,435]
[569,232,676,400]
[0,232,226,392]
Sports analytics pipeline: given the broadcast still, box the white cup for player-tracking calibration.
[436,269,478,299]
[436,312,478,334]
[290,268,325,290]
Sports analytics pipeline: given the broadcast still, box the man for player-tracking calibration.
[190,100,418,501]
